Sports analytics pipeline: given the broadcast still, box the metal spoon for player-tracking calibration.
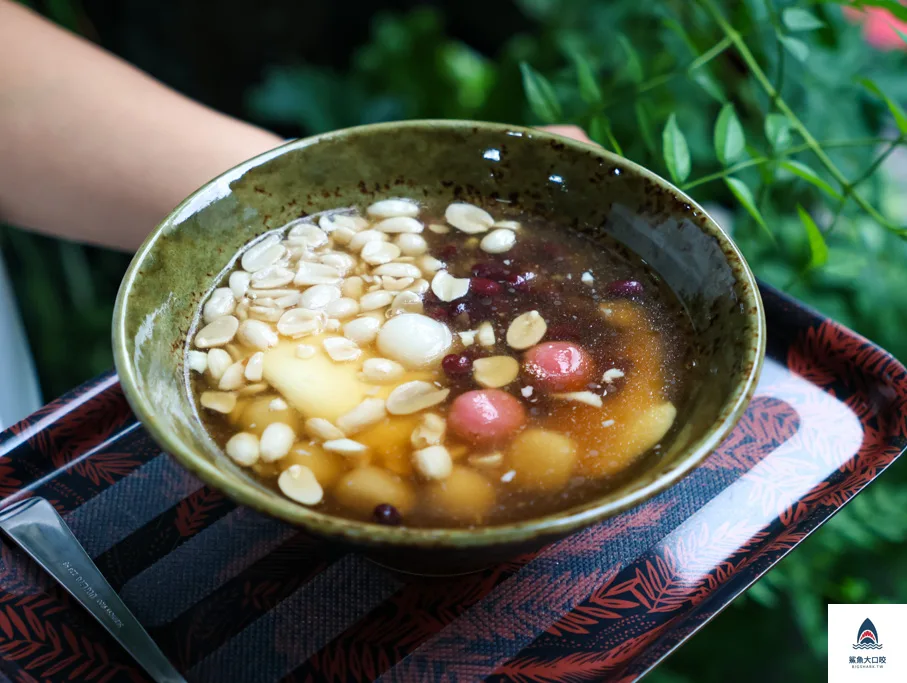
[0,497,186,683]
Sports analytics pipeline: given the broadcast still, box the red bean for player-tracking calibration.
[448,298,493,325]
[447,390,527,446]
[606,279,644,297]
[545,322,583,343]
[523,342,595,392]
[439,244,459,261]
[449,300,471,319]
[471,262,510,281]
[425,305,449,322]
[442,353,473,378]
[373,503,402,525]
[471,277,503,297]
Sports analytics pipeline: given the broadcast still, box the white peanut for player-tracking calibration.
[395,233,428,255]
[413,445,453,480]
[238,319,279,349]
[203,288,236,323]
[374,216,423,233]
[278,465,323,505]
[259,423,296,462]
[241,236,285,272]
[218,361,246,391]
[206,348,232,380]
[200,391,236,414]
[506,310,547,350]
[386,381,450,415]
[445,202,494,234]
[295,262,341,286]
[361,241,401,265]
[305,417,346,441]
[226,432,260,466]
[336,398,387,435]
[229,271,251,299]
[300,284,341,310]
[244,352,264,382]
[323,337,361,362]
[187,350,208,374]
[324,297,360,319]
[195,316,239,348]
[480,229,516,254]
[431,271,470,302]
[410,413,446,449]
[348,230,387,252]
[367,198,420,218]
[277,309,323,338]
[343,316,382,344]
[360,358,405,384]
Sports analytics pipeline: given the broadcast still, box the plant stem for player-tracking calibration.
[688,36,733,73]
[827,197,848,235]
[637,73,674,96]
[851,135,906,188]
[699,0,903,235]
[596,36,733,111]
[681,137,905,190]
[684,158,770,189]
[762,0,786,96]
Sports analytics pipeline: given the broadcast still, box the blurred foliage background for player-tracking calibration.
[4,0,907,680]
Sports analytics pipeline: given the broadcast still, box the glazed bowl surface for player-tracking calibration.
[113,120,765,573]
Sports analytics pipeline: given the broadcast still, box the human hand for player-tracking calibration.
[538,125,592,144]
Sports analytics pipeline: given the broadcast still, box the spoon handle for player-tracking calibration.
[0,497,186,683]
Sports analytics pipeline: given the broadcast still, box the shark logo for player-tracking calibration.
[853,618,883,650]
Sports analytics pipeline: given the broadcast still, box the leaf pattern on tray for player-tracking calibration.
[0,288,905,683]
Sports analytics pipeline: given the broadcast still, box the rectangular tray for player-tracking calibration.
[0,284,904,683]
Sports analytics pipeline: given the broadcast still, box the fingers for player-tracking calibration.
[537,125,592,143]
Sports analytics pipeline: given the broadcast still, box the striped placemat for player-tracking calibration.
[0,285,905,682]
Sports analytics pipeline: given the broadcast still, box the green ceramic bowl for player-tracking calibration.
[113,120,765,574]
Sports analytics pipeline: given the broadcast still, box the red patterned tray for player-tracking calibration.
[0,284,904,683]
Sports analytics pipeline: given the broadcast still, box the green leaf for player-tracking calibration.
[635,101,656,153]
[661,17,698,54]
[782,8,825,31]
[897,26,907,47]
[691,70,726,103]
[823,247,868,279]
[714,103,745,165]
[798,205,828,269]
[778,35,809,62]
[780,160,843,201]
[440,42,495,111]
[725,177,772,240]
[746,581,779,608]
[589,115,623,155]
[875,0,907,23]
[617,34,643,84]
[662,114,691,184]
[519,62,562,123]
[662,19,726,102]
[765,113,793,150]
[570,51,603,106]
[859,78,907,135]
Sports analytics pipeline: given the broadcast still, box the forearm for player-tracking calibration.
[0,1,283,251]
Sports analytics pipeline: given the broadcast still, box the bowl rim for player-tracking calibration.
[113,119,766,548]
